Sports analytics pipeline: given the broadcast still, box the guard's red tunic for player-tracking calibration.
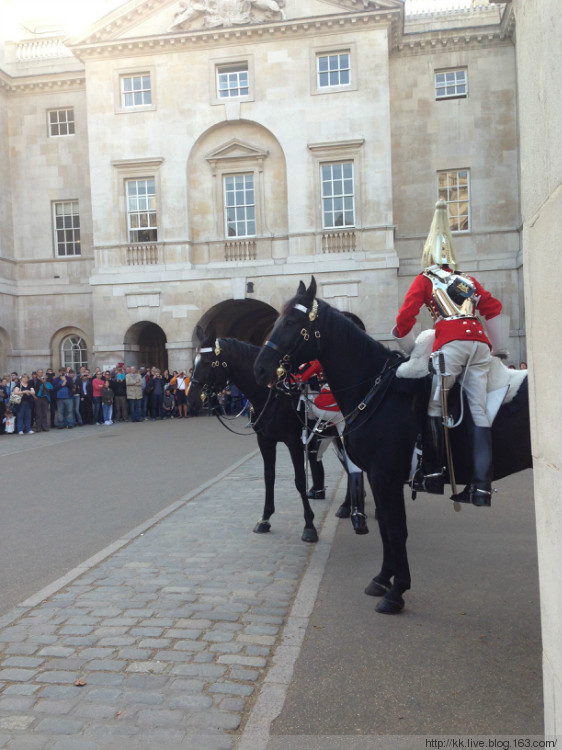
[395,271,502,352]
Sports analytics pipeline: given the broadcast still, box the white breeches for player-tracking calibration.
[428,339,492,427]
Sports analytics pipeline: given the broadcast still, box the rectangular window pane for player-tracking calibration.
[223,173,256,238]
[217,63,249,99]
[53,200,80,256]
[321,162,355,229]
[317,52,351,89]
[435,68,468,99]
[126,179,158,242]
[48,108,75,137]
[437,170,470,232]
[121,74,152,108]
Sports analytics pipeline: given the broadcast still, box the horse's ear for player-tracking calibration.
[194,325,205,345]
[307,276,317,300]
[297,280,306,295]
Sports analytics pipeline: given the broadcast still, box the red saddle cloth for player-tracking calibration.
[314,389,340,412]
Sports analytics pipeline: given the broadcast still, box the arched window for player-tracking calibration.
[61,335,88,371]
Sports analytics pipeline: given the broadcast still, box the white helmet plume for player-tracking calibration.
[421,200,458,269]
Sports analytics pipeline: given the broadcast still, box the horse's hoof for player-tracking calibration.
[351,513,369,535]
[335,505,350,518]
[253,520,271,534]
[301,527,319,543]
[376,594,405,614]
[364,578,389,597]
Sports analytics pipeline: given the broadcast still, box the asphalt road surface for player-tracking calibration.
[0,416,258,617]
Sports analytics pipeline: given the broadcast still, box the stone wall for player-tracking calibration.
[514,0,562,735]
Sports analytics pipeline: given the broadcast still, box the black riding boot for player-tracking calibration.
[307,433,325,499]
[451,425,493,507]
[411,416,445,494]
[349,472,369,535]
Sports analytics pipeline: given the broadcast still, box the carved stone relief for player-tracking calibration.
[170,0,286,31]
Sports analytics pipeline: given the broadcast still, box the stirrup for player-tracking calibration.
[451,485,492,508]
[410,468,445,495]
[307,488,326,500]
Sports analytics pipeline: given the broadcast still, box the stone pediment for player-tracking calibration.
[68,0,404,46]
[205,139,269,166]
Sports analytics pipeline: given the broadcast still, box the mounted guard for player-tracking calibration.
[392,200,507,508]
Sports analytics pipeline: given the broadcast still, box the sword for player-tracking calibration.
[438,352,461,512]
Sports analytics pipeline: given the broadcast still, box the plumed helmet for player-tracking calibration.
[421,200,458,269]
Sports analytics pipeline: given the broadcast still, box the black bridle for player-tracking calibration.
[263,299,321,382]
[263,298,405,434]
[192,340,276,435]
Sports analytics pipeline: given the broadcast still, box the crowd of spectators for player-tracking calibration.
[0,364,205,436]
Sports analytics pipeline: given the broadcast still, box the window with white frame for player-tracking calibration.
[48,108,75,136]
[321,162,355,229]
[53,201,81,256]
[438,170,470,232]
[317,52,351,89]
[126,179,157,242]
[217,62,249,99]
[120,73,152,108]
[223,174,256,237]
[61,335,88,371]
[435,69,467,99]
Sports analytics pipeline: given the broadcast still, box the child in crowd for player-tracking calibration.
[162,387,176,419]
[101,379,114,425]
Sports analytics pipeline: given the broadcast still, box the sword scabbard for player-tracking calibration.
[438,352,457,496]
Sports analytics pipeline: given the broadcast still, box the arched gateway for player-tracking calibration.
[196,298,278,345]
[124,321,168,371]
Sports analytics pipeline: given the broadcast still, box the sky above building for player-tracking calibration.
[1,0,487,39]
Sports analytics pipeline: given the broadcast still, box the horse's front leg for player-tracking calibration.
[286,438,318,543]
[253,435,276,534]
[368,473,411,614]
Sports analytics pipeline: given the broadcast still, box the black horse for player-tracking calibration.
[187,336,366,543]
[254,278,532,613]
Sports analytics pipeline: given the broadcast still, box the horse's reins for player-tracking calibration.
[264,299,404,436]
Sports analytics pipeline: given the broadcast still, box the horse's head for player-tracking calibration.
[254,277,320,387]
[187,336,230,411]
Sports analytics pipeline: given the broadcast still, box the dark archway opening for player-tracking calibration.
[124,322,168,372]
[196,298,279,345]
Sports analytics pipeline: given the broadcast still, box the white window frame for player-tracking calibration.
[53,200,81,257]
[435,68,468,100]
[311,43,357,96]
[308,139,364,232]
[320,162,356,230]
[48,108,75,137]
[438,169,471,232]
[61,335,88,371]
[217,62,249,99]
[126,178,158,243]
[223,173,256,238]
[317,51,351,90]
[114,68,156,114]
[210,55,254,106]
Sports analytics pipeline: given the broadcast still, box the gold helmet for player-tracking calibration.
[421,199,458,269]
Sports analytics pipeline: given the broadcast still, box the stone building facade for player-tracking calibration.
[0,0,521,374]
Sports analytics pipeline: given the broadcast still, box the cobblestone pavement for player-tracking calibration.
[0,446,344,750]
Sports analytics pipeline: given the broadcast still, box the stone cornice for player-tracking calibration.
[69,11,403,60]
[0,70,86,95]
[396,23,514,57]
